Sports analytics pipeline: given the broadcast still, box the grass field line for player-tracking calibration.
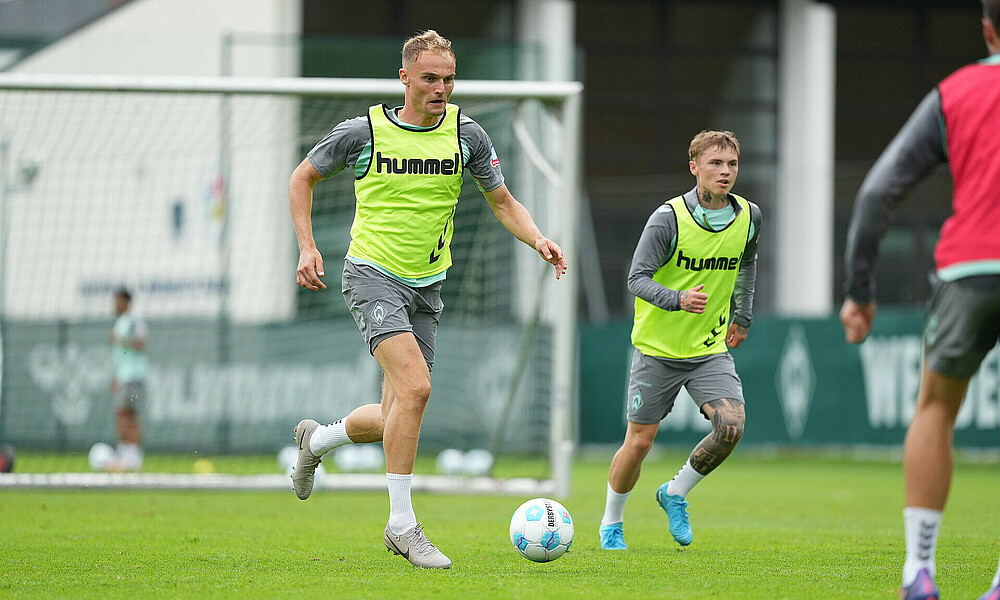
[0,471,556,495]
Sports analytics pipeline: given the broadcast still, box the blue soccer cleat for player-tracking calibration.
[900,568,939,600]
[599,522,627,550]
[978,584,1000,600]
[656,483,693,546]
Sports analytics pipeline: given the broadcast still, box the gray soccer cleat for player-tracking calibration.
[383,523,452,569]
[291,419,322,500]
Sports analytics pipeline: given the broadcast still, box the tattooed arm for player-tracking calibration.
[679,285,708,314]
[627,204,709,313]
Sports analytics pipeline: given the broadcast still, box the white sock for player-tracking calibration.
[992,553,1000,588]
[601,482,631,527]
[387,472,417,535]
[666,460,705,498]
[902,507,942,586]
[309,419,353,456]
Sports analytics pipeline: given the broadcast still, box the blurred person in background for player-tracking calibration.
[840,2,1000,598]
[599,130,762,551]
[107,287,148,472]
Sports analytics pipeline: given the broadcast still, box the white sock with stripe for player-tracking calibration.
[902,507,942,586]
[309,419,353,456]
[666,460,704,498]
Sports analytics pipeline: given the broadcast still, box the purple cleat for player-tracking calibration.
[978,585,1000,600]
[900,568,939,600]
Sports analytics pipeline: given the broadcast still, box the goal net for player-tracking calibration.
[0,74,580,496]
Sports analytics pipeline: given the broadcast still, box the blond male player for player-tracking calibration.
[288,30,566,569]
[599,131,761,550]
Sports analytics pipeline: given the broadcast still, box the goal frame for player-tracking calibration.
[0,73,582,497]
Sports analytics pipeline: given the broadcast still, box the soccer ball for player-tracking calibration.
[509,497,574,562]
[436,448,464,474]
[88,442,115,471]
[462,448,493,476]
[333,444,383,472]
[277,445,299,473]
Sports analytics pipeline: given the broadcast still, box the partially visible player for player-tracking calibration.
[840,2,1000,598]
[599,130,762,550]
[288,30,566,569]
[107,287,148,471]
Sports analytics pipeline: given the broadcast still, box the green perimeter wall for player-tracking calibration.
[0,320,552,454]
[581,310,1000,448]
[3,309,998,453]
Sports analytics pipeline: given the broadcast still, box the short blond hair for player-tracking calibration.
[402,30,456,68]
[688,130,740,162]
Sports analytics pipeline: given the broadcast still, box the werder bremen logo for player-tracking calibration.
[630,391,644,413]
[371,302,387,326]
[775,324,815,440]
[28,344,109,427]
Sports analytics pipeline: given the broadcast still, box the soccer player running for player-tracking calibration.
[288,30,566,569]
[107,287,148,472]
[840,3,1000,599]
[599,131,761,550]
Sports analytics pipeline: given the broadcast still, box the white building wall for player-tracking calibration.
[15,0,300,77]
[3,0,301,322]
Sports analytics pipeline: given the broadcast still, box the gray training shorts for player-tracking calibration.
[626,348,745,424]
[342,260,444,370]
[924,273,1000,380]
[114,381,146,412]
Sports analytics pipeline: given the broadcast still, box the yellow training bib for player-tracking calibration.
[350,104,464,279]
[632,195,751,358]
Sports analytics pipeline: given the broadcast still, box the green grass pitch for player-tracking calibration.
[2,451,998,599]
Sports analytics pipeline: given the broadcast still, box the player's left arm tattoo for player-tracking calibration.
[689,398,745,475]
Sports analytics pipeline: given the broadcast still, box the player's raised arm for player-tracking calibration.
[289,157,327,291]
[839,88,945,344]
[482,183,567,279]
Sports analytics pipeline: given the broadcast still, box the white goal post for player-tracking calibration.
[0,73,582,497]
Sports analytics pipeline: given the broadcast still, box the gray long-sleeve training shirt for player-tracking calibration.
[843,89,948,303]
